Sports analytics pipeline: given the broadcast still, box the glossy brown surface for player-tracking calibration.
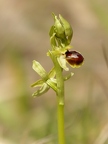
[65,50,84,66]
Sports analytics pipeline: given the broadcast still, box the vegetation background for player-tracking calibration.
[0,0,108,144]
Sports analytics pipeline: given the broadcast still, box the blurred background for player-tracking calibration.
[0,0,108,144]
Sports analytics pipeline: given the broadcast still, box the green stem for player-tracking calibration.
[53,56,65,144]
[57,102,65,144]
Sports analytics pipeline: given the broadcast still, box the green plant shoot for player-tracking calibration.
[31,13,84,144]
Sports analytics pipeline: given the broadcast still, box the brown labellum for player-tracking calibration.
[65,50,84,68]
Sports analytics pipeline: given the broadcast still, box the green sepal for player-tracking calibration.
[31,66,57,96]
[46,78,57,92]
[59,14,73,44]
[47,67,57,92]
[32,83,50,97]
[50,33,57,49]
[49,25,56,48]
[31,79,44,87]
[49,25,55,37]
[52,13,65,39]
[32,60,48,81]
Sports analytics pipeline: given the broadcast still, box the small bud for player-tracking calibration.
[52,13,65,39]
[52,13,73,45]
[59,15,73,44]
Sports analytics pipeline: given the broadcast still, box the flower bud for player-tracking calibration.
[53,13,65,39]
[59,15,73,44]
[52,13,73,45]
[53,14,73,45]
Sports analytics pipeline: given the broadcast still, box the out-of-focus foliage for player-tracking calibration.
[0,0,108,144]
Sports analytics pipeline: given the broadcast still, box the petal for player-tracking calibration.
[57,55,69,71]
[65,50,84,68]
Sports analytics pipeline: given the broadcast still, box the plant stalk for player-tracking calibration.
[57,102,65,144]
[53,56,65,144]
